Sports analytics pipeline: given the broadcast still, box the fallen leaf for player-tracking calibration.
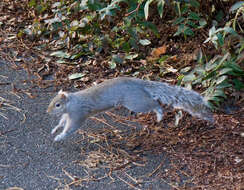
[151,45,167,57]
[68,73,86,80]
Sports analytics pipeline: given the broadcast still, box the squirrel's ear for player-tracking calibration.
[58,89,63,94]
[60,93,67,99]
[58,89,69,100]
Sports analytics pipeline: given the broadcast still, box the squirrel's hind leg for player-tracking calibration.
[51,114,67,134]
[153,107,163,122]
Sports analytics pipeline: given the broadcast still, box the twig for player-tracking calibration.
[116,175,142,190]
[124,172,141,184]
[0,82,11,85]
[62,168,75,181]
[125,3,141,17]
[90,116,116,129]
[147,157,166,177]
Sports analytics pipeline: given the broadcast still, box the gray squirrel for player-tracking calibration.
[47,77,214,141]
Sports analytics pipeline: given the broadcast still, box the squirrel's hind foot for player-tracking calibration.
[54,132,67,141]
[153,108,163,122]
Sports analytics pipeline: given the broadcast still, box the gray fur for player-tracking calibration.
[47,77,213,141]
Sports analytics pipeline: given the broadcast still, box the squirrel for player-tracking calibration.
[47,77,214,141]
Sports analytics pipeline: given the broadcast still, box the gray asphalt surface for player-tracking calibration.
[0,61,172,190]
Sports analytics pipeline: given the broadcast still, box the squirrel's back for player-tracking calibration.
[72,77,213,122]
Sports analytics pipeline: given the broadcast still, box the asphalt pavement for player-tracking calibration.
[0,61,172,190]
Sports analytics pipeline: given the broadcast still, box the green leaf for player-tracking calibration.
[184,27,194,36]
[50,51,70,59]
[173,17,185,25]
[109,61,117,69]
[206,101,216,110]
[129,37,138,49]
[198,19,207,28]
[208,96,221,102]
[56,60,67,64]
[229,1,244,13]
[139,21,159,36]
[122,42,130,52]
[216,81,232,89]
[144,0,153,20]
[159,55,169,64]
[56,60,78,65]
[187,20,198,28]
[215,10,224,22]
[217,33,224,47]
[220,52,230,64]
[214,89,227,98]
[233,79,244,90]
[194,66,205,75]
[182,73,196,82]
[68,73,86,80]
[125,54,138,60]
[157,0,165,18]
[216,75,227,85]
[227,63,244,74]
[203,70,216,80]
[28,0,36,7]
[174,24,185,36]
[112,54,124,64]
[218,68,233,76]
[70,52,86,60]
[188,12,200,21]
[139,39,151,46]
[223,27,238,36]
[189,0,200,8]
[239,40,244,53]
[180,66,192,74]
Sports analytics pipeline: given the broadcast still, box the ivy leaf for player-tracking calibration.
[213,89,227,98]
[218,68,232,76]
[189,0,200,8]
[139,39,151,46]
[125,54,138,60]
[184,27,194,36]
[216,81,232,89]
[112,54,124,64]
[50,51,70,59]
[233,79,244,90]
[198,19,207,28]
[188,12,200,21]
[109,61,117,69]
[173,17,185,25]
[174,24,185,36]
[216,75,227,85]
[182,73,196,82]
[144,0,153,20]
[68,73,86,80]
[157,0,165,18]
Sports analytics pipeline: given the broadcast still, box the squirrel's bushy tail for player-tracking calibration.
[144,81,214,122]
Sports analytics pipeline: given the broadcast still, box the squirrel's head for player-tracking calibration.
[47,90,69,115]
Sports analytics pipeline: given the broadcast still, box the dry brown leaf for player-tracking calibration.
[151,45,167,58]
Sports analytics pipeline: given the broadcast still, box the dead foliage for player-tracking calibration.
[56,109,244,190]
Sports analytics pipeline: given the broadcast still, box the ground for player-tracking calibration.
[0,61,175,190]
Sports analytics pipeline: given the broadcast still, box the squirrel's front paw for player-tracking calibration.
[51,128,58,135]
[54,133,66,142]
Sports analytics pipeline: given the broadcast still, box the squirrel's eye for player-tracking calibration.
[55,103,61,108]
